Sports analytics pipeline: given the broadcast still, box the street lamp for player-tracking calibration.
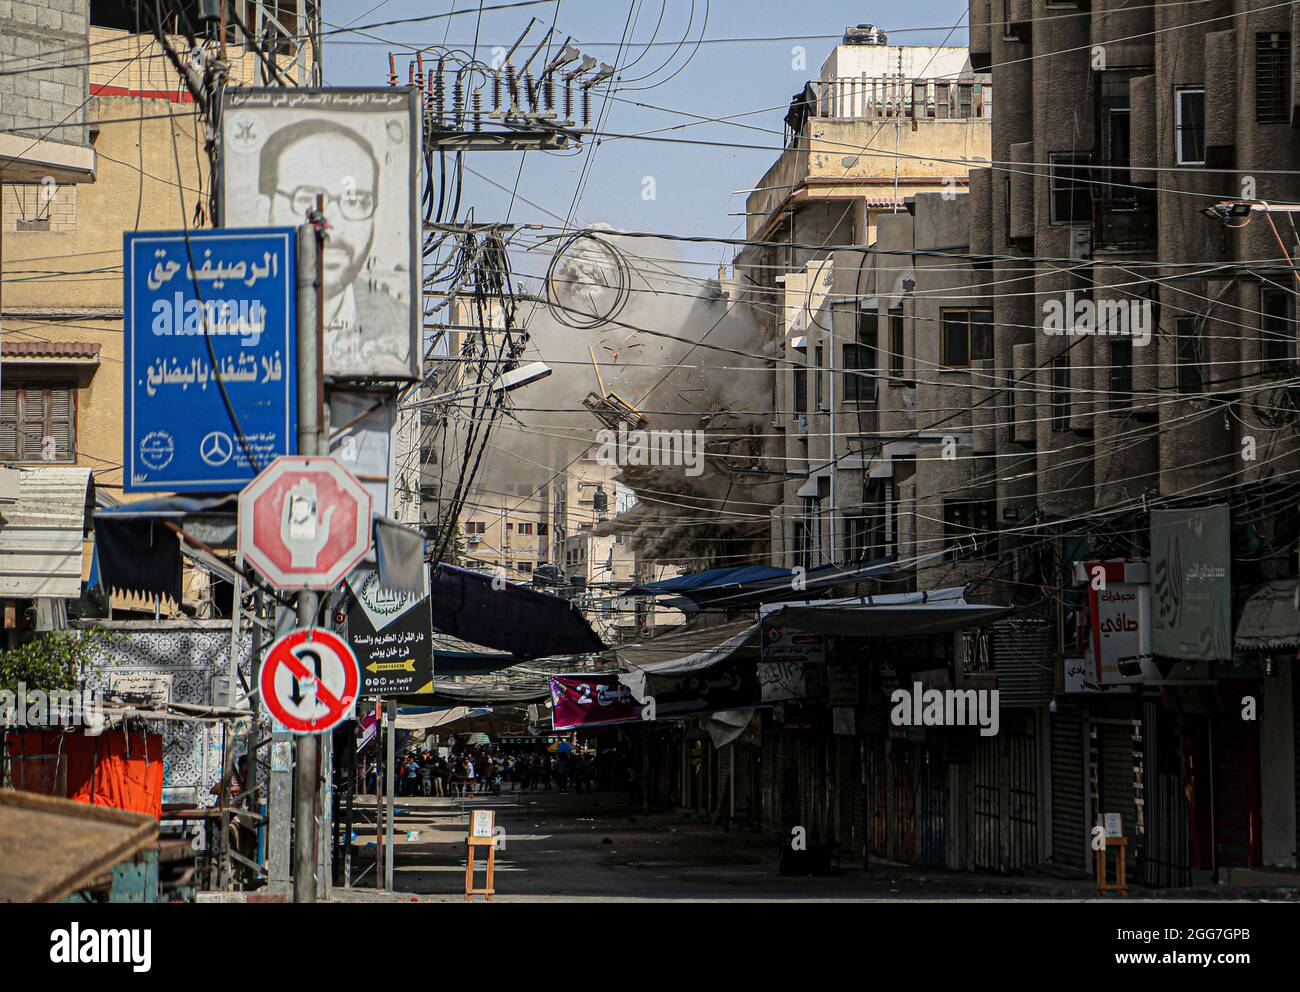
[400,361,551,410]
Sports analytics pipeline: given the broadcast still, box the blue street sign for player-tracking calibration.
[124,228,298,492]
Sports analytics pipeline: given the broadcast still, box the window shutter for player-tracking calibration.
[47,386,75,461]
[0,387,18,461]
[1,384,75,462]
[19,389,44,460]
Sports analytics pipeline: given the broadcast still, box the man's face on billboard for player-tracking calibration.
[264,131,377,297]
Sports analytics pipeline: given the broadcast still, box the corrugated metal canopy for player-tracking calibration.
[0,467,93,598]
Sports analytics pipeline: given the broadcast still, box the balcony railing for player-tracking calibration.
[813,76,992,121]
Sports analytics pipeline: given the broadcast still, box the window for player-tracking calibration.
[911,81,928,119]
[943,498,997,559]
[517,561,533,574]
[1109,339,1133,414]
[1260,287,1296,369]
[842,344,876,401]
[814,345,824,409]
[1052,356,1071,431]
[957,83,974,119]
[889,310,905,378]
[1176,317,1206,393]
[934,82,950,118]
[1175,88,1205,165]
[844,487,888,561]
[1256,32,1291,123]
[793,360,809,414]
[940,308,993,368]
[463,520,486,534]
[538,522,549,537]
[1049,153,1093,224]
[0,383,75,463]
[844,311,878,401]
[517,521,534,535]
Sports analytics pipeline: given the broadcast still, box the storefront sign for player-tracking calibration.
[1151,507,1233,661]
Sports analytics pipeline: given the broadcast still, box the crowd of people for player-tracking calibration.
[365,745,628,799]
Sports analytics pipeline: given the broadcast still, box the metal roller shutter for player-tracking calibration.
[1050,702,1087,871]
[993,620,1055,707]
[1091,718,1142,876]
[1211,714,1260,868]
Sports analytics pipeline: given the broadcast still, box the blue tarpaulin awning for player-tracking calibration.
[628,557,896,611]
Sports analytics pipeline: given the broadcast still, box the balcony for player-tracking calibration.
[810,76,992,122]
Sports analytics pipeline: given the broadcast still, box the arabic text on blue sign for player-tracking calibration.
[124,228,298,492]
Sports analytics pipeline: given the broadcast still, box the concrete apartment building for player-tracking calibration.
[722,8,1300,887]
[736,28,993,576]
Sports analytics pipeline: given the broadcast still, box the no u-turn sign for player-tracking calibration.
[260,628,360,734]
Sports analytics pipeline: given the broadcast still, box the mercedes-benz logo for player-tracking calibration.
[200,431,234,467]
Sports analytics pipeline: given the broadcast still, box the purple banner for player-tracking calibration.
[550,675,643,730]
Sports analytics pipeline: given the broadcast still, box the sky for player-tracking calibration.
[323,0,968,268]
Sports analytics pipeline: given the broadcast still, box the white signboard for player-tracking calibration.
[471,809,495,839]
[220,88,421,380]
[758,661,806,703]
[760,625,826,664]
[1088,582,1154,685]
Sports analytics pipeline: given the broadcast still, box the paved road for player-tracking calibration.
[329,790,1297,903]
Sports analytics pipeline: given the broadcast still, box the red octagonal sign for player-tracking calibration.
[238,456,372,591]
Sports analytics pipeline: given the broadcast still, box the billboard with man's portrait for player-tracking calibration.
[219,87,421,380]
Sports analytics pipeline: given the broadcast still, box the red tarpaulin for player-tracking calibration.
[5,730,164,819]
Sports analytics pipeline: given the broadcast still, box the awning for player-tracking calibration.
[434,649,520,676]
[628,557,895,611]
[92,497,233,604]
[759,586,1013,637]
[393,706,491,731]
[427,682,552,705]
[1235,580,1300,651]
[0,467,93,598]
[92,497,428,604]
[429,562,605,659]
[616,620,762,702]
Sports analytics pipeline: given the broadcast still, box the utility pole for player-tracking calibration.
[291,205,328,903]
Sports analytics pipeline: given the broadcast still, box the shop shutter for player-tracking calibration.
[992,619,1055,706]
[1295,675,1300,855]
[1143,699,1191,887]
[972,733,1000,870]
[1211,714,1259,868]
[1092,718,1142,875]
[1050,702,1087,871]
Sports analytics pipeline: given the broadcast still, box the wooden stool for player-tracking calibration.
[1096,836,1127,896]
[465,834,496,901]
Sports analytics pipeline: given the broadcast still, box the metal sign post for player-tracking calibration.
[295,220,323,904]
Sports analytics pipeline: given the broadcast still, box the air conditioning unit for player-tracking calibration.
[467,535,481,545]
[797,415,809,437]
